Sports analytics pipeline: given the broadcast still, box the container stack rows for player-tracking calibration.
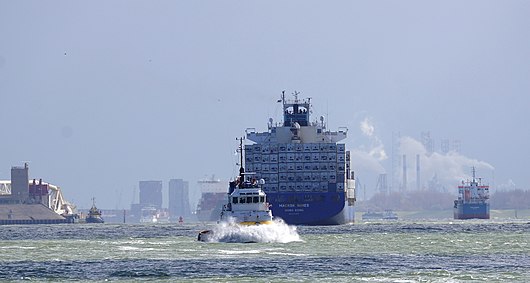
[244,142,349,193]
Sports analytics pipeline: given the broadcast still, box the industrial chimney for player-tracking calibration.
[416,154,420,190]
[402,154,407,191]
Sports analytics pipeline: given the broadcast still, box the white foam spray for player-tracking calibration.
[204,219,302,243]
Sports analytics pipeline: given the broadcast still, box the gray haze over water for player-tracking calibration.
[1,1,529,209]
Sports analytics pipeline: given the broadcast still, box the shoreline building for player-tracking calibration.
[135,180,167,223]
[0,163,76,225]
[139,180,162,209]
[10,164,30,203]
[168,179,191,222]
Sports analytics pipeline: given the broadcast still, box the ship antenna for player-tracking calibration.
[279,90,285,107]
[236,137,245,187]
[472,166,476,183]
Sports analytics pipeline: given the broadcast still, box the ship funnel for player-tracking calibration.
[291,122,301,143]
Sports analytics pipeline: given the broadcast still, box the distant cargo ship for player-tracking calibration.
[195,176,226,222]
[454,168,490,219]
[244,91,356,225]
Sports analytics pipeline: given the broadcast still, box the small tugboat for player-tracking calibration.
[198,138,273,242]
[85,198,104,223]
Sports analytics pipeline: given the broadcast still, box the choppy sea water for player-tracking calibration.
[0,219,529,282]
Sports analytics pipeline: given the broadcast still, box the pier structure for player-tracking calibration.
[0,164,76,224]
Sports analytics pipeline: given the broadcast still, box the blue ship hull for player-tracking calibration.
[454,203,489,219]
[268,191,354,225]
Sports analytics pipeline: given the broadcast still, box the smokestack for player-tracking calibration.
[402,154,407,191]
[416,154,420,190]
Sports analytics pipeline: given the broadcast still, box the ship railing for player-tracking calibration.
[324,131,347,136]
[245,128,256,134]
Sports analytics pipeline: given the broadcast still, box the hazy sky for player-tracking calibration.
[1,1,529,209]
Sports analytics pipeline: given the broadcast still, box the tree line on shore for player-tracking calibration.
[357,189,530,211]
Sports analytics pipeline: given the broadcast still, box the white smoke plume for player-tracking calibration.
[350,150,387,174]
[350,117,388,175]
[398,136,494,191]
[359,117,387,162]
[496,179,517,191]
[360,118,375,137]
[347,113,495,197]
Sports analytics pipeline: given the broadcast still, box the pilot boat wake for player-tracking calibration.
[198,138,301,243]
[198,218,301,243]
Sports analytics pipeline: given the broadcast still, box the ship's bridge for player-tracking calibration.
[283,99,310,127]
[246,92,348,143]
[229,187,268,211]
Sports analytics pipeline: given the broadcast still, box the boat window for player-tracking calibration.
[246,196,252,203]
[253,196,259,203]
[240,197,246,203]
[233,197,238,204]
[260,196,265,203]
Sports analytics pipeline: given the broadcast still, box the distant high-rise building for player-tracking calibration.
[139,180,162,209]
[11,163,29,203]
[441,139,462,154]
[452,139,461,154]
[421,131,434,155]
[168,179,191,219]
[441,139,450,154]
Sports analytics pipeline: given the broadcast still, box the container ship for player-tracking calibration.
[244,91,356,225]
[195,176,227,222]
[454,168,490,219]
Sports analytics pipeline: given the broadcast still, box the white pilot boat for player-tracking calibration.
[219,177,273,225]
[198,138,273,242]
